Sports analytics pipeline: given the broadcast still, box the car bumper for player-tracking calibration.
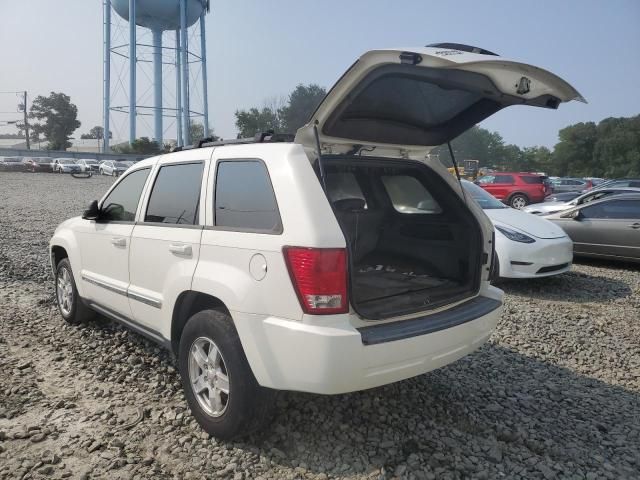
[496,235,573,278]
[232,290,503,394]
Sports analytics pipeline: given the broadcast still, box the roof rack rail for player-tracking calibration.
[170,130,295,153]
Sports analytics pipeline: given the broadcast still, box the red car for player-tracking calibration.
[476,172,550,209]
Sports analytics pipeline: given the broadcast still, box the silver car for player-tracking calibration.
[550,177,591,193]
[523,187,640,215]
[99,160,129,176]
[53,158,82,174]
[545,193,640,263]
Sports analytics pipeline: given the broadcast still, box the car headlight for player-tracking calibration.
[495,225,536,243]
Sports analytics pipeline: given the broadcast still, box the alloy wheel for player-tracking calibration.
[188,337,230,417]
[511,196,527,209]
[56,267,73,317]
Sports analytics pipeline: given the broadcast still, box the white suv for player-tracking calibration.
[50,45,583,438]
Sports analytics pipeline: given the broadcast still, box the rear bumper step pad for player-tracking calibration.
[358,296,502,345]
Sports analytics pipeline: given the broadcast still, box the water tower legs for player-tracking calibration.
[128,0,137,145]
[153,29,163,146]
[103,0,111,153]
[180,0,190,146]
[175,31,183,147]
[200,12,209,138]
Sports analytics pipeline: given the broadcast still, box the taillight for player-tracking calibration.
[283,247,348,315]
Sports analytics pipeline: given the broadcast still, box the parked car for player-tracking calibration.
[546,194,640,263]
[99,160,129,176]
[0,156,24,171]
[544,191,582,203]
[49,44,584,438]
[476,172,550,209]
[76,158,101,173]
[583,178,640,192]
[522,187,640,215]
[52,158,82,174]
[463,181,572,278]
[584,177,606,187]
[550,177,593,193]
[23,157,55,173]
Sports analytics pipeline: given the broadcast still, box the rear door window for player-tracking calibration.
[381,175,442,214]
[215,160,282,233]
[494,175,515,184]
[145,162,204,225]
[101,168,150,222]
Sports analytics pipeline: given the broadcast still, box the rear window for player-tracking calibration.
[520,175,544,184]
[381,175,442,214]
[215,160,282,233]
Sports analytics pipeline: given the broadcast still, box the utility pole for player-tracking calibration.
[22,91,30,150]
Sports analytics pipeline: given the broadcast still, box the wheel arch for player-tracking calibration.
[507,191,529,201]
[49,230,84,296]
[171,291,230,355]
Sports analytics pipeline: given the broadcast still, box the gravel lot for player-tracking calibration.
[0,171,639,480]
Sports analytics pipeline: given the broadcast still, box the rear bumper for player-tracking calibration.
[232,292,502,394]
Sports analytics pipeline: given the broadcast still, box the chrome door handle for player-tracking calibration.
[111,237,126,247]
[169,244,192,256]
[629,223,640,229]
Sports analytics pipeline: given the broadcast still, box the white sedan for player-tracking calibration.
[463,181,573,279]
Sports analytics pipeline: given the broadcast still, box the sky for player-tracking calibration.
[0,0,639,148]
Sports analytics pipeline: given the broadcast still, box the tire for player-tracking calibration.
[509,193,529,209]
[178,309,277,439]
[55,258,95,324]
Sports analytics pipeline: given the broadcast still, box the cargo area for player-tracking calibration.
[323,157,483,320]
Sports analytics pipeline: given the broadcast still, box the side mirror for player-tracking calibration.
[82,200,100,221]
[561,209,582,220]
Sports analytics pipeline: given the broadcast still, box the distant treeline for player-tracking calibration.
[434,115,640,178]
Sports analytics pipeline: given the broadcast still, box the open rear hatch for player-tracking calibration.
[295,44,584,320]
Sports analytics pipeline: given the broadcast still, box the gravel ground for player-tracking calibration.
[0,171,639,480]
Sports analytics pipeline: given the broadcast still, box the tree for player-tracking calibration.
[81,126,112,140]
[552,122,598,177]
[234,84,327,138]
[433,126,507,167]
[235,107,282,138]
[279,84,326,133]
[28,92,81,150]
[112,137,161,155]
[189,121,219,144]
[592,116,640,177]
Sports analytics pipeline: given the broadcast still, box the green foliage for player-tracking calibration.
[279,84,326,133]
[234,84,327,138]
[552,116,640,177]
[189,121,219,144]
[112,137,161,155]
[235,107,281,138]
[80,126,112,140]
[29,92,81,150]
[435,115,639,177]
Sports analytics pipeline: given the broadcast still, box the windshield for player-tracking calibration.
[36,158,50,163]
[114,161,129,167]
[83,159,98,164]
[462,181,507,209]
[59,159,74,164]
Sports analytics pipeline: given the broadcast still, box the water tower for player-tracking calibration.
[103,0,210,151]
